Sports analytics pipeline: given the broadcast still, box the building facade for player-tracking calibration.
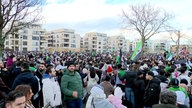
[130,39,170,53]
[4,24,47,52]
[47,28,81,52]
[107,36,130,52]
[84,32,107,52]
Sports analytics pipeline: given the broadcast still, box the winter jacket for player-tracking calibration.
[61,69,83,101]
[12,70,39,95]
[133,77,145,108]
[42,74,62,107]
[144,78,161,107]
[119,70,137,88]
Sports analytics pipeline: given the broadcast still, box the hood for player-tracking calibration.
[42,73,51,79]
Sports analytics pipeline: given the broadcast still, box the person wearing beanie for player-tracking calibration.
[144,71,161,108]
[134,70,145,108]
[61,61,83,108]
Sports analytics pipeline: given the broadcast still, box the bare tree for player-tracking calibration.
[0,0,45,59]
[169,30,183,54]
[122,4,173,53]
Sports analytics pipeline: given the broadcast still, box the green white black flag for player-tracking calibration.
[131,41,142,61]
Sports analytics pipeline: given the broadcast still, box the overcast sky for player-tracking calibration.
[41,0,192,40]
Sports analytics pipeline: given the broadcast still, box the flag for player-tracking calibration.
[166,52,172,61]
[91,51,95,57]
[186,62,191,70]
[116,49,122,64]
[131,41,142,61]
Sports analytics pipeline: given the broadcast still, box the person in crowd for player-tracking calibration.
[15,84,35,108]
[55,64,65,85]
[100,74,114,98]
[0,61,12,88]
[156,69,169,92]
[168,78,189,107]
[86,67,99,95]
[11,62,39,107]
[86,85,115,108]
[4,90,26,108]
[108,86,126,108]
[0,76,11,102]
[10,61,23,86]
[179,67,191,86]
[6,55,15,70]
[61,61,83,108]
[34,62,46,108]
[42,66,62,108]
[119,69,137,108]
[134,70,145,108]
[152,90,178,108]
[144,72,161,108]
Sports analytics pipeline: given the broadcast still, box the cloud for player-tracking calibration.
[42,0,192,38]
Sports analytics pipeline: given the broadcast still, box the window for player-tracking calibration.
[71,44,76,48]
[71,35,75,38]
[23,47,27,51]
[32,48,39,51]
[71,40,75,43]
[23,35,28,40]
[64,39,69,42]
[6,41,9,45]
[64,44,69,47]
[33,31,40,35]
[23,30,28,34]
[32,36,39,40]
[23,41,27,45]
[32,42,39,46]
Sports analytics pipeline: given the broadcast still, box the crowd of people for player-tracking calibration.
[0,51,192,108]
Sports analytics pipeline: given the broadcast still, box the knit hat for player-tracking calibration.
[107,66,113,73]
[67,61,75,68]
[147,71,154,77]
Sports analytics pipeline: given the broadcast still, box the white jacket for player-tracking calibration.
[42,77,62,107]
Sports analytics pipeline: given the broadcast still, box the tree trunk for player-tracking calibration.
[141,36,145,55]
[0,29,5,61]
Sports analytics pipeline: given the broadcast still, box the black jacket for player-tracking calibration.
[134,77,145,108]
[119,70,137,88]
[12,70,39,95]
[144,77,161,107]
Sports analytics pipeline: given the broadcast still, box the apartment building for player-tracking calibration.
[130,39,170,53]
[47,28,81,52]
[107,36,130,52]
[84,32,107,52]
[4,24,47,52]
[152,40,170,53]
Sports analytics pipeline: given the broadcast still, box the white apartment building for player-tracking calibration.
[47,28,81,52]
[4,24,47,51]
[107,36,130,52]
[151,40,171,53]
[131,39,170,53]
[84,32,107,52]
